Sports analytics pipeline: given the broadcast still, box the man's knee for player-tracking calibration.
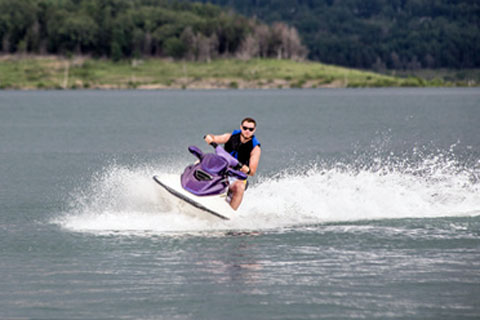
[231,181,246,193]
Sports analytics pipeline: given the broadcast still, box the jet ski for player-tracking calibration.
[153,142,248,221]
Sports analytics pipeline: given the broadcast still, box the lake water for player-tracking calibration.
[1,88,480,319]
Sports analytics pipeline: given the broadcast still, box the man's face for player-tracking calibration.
[240,121,256,139]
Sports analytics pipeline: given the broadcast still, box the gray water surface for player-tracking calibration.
[1,88,479,319]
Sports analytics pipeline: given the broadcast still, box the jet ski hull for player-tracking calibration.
[153,174,235,221]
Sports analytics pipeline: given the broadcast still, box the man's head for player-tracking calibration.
[240,117,256,139]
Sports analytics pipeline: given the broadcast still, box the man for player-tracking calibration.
[204,117,261,210]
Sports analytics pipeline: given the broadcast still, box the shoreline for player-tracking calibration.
[0,55,477,90]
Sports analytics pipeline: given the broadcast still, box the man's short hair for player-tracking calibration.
[241,117,257,127]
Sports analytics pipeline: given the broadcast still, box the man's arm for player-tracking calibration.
[246,146,261,176]
[204,133,231,145]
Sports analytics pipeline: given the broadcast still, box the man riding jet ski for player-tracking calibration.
[153,118,261,220]
[204,117,261,210]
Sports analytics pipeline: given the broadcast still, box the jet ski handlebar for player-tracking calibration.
[202,137,245,173]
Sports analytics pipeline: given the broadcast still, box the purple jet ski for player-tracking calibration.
[181,143,247,196]
[153,143,247,220]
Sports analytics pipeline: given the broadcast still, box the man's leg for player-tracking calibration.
[229,180,246,210]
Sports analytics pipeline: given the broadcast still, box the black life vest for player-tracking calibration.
[224,131,261,166]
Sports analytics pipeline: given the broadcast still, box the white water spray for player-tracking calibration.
[55,151,480,235]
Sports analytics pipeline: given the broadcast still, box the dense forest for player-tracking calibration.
[188,0,480,70]
[1,0,478,70]
[0,0,307,61]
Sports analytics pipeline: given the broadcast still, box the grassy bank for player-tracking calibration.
[0,55,472,90]
[385,68,480,87]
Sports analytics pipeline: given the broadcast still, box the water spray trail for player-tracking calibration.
[55,149,480,235]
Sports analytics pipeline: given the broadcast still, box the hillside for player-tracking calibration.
[188,0,480,70]
[0,55,463,90]
[1,0,478,88]
[0,0,306,61]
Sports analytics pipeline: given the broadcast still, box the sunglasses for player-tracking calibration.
[242,126,255,132]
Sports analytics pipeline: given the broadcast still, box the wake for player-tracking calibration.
[54,151,480,235]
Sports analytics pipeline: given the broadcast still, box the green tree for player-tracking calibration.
[0,0,38,52]
[164,36,186,58]
[58,14,98,54]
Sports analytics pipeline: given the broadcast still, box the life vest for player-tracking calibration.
[224,129,261,166]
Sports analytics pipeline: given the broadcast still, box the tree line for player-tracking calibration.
[188,0,480,70]
[0,0,307,61]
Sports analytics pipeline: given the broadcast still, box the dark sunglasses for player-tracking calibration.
[242,126,255,132]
